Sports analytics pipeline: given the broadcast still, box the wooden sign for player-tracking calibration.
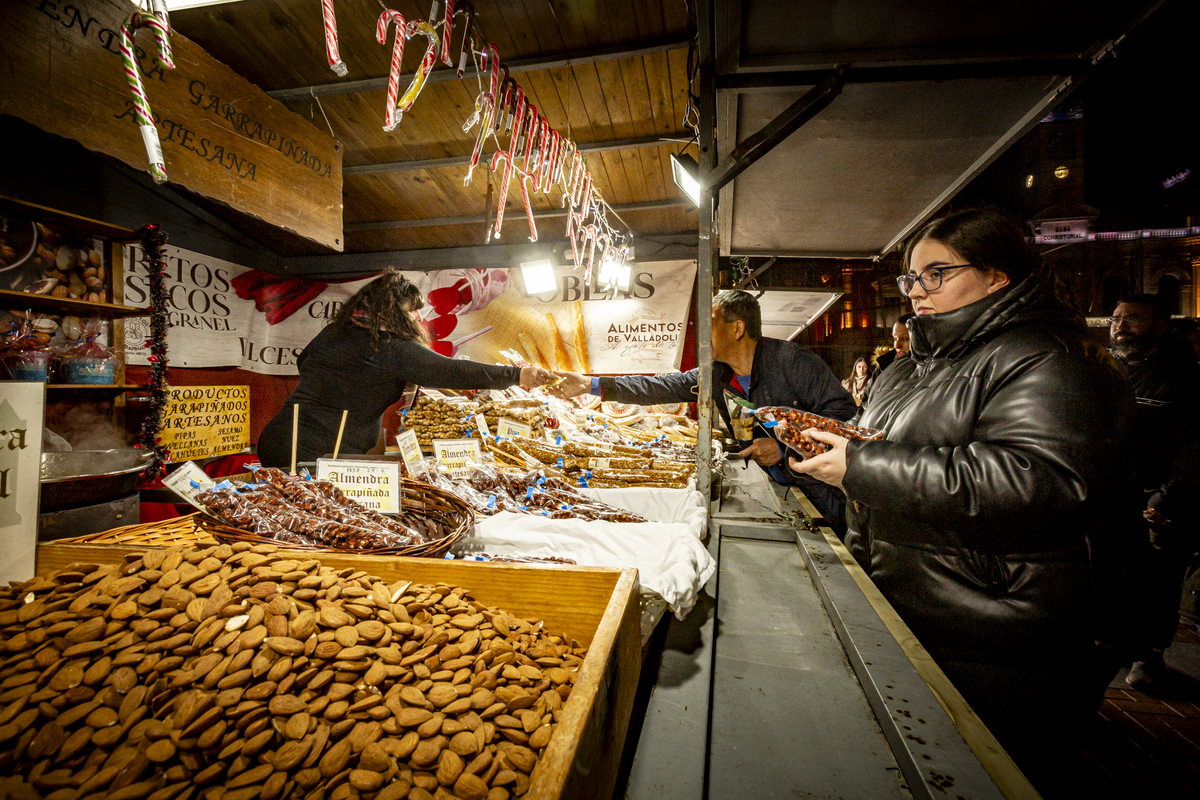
[161,385,249,462]
[0,384,44,585]
[316,459,401,514]
[0,0,344,250]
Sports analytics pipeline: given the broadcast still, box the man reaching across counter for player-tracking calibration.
[551,290,856,528]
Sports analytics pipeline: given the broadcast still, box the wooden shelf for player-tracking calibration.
[46,384,146,391]
[0,195,135,240]
[0,289,150,318]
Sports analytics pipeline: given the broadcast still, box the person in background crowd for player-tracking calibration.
[786,207,1134,797]
[1108,294,1200,689]
[841,357,872,406]
[864,314,914,404]
[257,270,552,467]
[550,290,857,528]
[1168,316,1200,362]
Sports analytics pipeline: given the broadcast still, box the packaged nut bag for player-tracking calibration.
[54,317,118,384]
[753,406,884,459]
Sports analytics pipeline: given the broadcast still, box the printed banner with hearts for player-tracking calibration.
[122,243,696,377]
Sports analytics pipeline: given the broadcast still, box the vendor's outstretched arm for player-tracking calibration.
[551,369,700,405]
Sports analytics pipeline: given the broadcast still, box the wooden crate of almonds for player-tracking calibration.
[0,543,640,800]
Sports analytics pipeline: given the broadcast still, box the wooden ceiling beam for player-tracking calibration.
[345,199,689,231]
[344,132,694,176]
[268,36,693,101]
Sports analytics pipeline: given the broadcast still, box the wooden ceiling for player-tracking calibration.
[171,0,701,257]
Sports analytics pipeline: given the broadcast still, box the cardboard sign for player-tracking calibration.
[432,438,481,479]
[160,386,249,462]
[473,413,490,438]
[0,384,45,585]
[0,0,344,250]
[395,429,426,478]
[316,460,401,514]
[496,418,532,439]
[162,461,217,511]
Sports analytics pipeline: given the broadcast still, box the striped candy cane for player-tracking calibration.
[397,19,439,117]
[322,0,348,77]
[376,10,406,131]
[440,0,455,66]
[455,1,474,78]
[119,12,175,184]
[540,129,562,194]
[465,44,502,184]
[489,94,528,240]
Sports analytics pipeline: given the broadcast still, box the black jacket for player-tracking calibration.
[1110,334,1200,518]
[843,267,1135,665]
[598,336,856,491]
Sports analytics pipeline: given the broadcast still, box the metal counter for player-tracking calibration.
[622,462,1024,800]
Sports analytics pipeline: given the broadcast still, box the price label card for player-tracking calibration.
[395,429,426,478]
[162,461,218,511]
[587,458,611,470]
[433,438,482,479]
[488,389,508,401]
[594,441,614,452]
[474,413,490,438]
[316,459,401,514]
[496,418,532,439]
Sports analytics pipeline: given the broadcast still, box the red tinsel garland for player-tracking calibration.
[135,224,171,479]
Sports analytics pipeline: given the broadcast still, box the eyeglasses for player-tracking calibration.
[1107,315,1149,328]
[896,265,975,297]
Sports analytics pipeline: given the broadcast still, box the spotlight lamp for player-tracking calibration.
[519,259,557,296]
[671,153,701,206]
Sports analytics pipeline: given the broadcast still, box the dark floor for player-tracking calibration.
[1082,622,1200,798]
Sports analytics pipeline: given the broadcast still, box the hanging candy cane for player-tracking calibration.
[579,223,601,285]
[556,140,578,193]
[440,0,456,66]
[593,231,615,286]
[516,108,542,242]
[119,11,175,184]
[539,129,562,194]
[465,43,502,185]
[395,19,440,119]
[529,117,550,190]
[495,76,519,137]
[489,93,529,240]
[453,0,474,77]
[322,0,348,77]
[376,10,407,131]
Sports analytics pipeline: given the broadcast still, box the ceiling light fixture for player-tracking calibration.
[671,153,701,207]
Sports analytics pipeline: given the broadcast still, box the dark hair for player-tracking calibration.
[1116,293,1169,322]
[896,313,915,325]
[331,268,429,347]
[905,207,1038,286]
[713,290,762,340]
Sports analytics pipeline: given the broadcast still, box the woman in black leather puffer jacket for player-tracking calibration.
[791,208,1135,796]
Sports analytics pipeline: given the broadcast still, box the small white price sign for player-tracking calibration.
[474,413,490,437]
[433,438,482,479]
[496,418,532,439]
[395,429,427,477]
[163,462,218,511]
[316,459,401,514]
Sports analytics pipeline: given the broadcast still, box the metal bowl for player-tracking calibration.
[40,449,151,510]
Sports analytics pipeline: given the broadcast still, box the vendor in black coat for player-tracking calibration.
[257,270,552,468]
[788,208,1134,797]
[551,290,857,525]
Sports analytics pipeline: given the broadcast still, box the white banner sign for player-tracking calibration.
[0,384,44,586]
[124,244,696,376]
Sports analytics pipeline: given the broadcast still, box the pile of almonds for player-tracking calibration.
[0,543,586,800]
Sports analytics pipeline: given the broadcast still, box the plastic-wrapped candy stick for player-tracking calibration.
[396,18,440,118]
[455,0,474,77]
[440,0,455,66]
[321,0,349,77]
[489,92,528,240]
[119,11,175,183]
[376,10,407,131]
[465,43,502,184]
[540,129,562,194]
[517,111,543,242]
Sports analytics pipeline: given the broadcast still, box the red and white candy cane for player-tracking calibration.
[517,109,543,242]
[556,140,578,193]
[440,0,455,66]
[119,11,175,184]
[531,117,550,190]
[376,10,407,131]
[495,76,519,137]
[453,0,474,77]
[539,129,562,194]
[465,44,502,184]
[396,19,439,118]
[579,223,600,285]
[322,0,348,77]
[489,94,529,240]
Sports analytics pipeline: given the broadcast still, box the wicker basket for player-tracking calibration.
[51,514,218,547]
[199,478,474,558]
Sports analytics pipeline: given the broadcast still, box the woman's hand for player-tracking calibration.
[519,366,554,387]
[788,429,849,490]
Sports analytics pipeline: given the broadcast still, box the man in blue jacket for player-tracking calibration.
[552,290,856,527]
